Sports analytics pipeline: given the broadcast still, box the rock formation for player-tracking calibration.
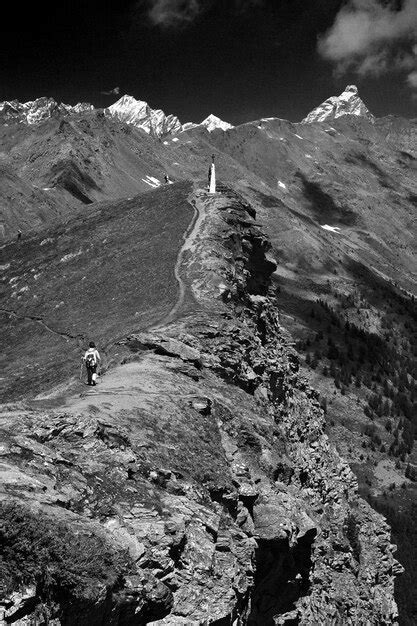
[0,186,402,624]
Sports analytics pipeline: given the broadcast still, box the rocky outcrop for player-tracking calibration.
[0,188,401,624]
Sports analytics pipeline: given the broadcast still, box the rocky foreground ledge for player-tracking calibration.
[0,187,402,624]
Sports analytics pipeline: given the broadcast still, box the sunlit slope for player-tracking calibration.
[1,182,194,400]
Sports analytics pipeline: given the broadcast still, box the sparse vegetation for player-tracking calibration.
[0,502,130,608]
[296,280,417,459]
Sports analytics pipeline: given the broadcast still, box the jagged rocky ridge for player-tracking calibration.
[1,83,373,140]
[1,188,401,624]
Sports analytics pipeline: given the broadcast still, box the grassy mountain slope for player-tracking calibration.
[1,182,194,401]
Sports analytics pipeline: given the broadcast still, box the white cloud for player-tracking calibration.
[101,87,120,96]
[147,0,202,27]
[318,0,417,90]
[407,70,417,88]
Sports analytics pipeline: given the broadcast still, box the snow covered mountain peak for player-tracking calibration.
[0,93,234,137]
[0,97,94,125]
[105,95,182,137]
[201,114,234,132]
[302,85,374,124]
[182,113,234,133]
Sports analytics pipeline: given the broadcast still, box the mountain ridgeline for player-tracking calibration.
[1,86,416,624]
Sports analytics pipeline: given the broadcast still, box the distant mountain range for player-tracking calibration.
[0,93,234,137]
[0,85,379,137]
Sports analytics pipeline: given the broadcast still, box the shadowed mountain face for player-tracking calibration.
[1,97,417,623]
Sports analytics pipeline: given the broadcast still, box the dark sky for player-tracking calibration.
[1,0,416,124]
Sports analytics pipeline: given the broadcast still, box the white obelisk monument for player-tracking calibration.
[208,154,216,194]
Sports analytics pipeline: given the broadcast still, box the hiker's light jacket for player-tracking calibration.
[83,348,100,365]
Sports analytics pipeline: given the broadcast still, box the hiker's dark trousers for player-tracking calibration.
[86,365,97,385]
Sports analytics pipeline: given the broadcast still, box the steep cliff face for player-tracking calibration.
[0,187,401,624]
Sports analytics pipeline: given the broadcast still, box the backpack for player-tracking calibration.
[85,352,96,368]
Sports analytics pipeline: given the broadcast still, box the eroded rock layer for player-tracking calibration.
[0,188,401,624]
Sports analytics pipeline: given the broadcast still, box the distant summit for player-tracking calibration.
[183,114,234,133]
[0,98,93,125]
[302,85,374,124]
[105,94,182,137]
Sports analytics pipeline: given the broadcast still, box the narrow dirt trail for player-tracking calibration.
[78,191,207,400]
[30,189,207,403]
[148,190,205,330]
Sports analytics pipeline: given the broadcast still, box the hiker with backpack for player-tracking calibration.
[82,341,101,386]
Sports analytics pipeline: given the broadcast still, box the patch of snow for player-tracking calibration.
[305,154,313,159]
[33,273,41,280]
[42,187,52,191]
[142,177,160,188]
[40,238,53,246]
[163,141,169,145]
[172,137,179,142]
[278,181,287,190]
[181,122,199,132]
[0,263,10,271]
[294,134,303,139]
[60,250,82,263]
[18,286,29,293]
[321,224,341,233]
[9,277,18,284]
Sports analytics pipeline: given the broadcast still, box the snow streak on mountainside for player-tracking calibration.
[302,85,375,124]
